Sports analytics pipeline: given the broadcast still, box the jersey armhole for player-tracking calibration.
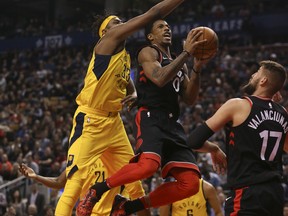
[243,96,253,107]
[135,45,163,64]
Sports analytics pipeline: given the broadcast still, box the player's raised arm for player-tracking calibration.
[108,0,186,42]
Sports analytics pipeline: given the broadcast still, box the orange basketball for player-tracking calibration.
[192,26,218,59]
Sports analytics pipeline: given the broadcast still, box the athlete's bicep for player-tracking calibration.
[138,47,163,85]
[206,99,241,132]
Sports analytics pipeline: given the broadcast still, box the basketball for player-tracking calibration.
[192,26,218,59]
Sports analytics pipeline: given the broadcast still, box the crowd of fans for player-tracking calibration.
[1,0,288,40]
[0,0,288,215]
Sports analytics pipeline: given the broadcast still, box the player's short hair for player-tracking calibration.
[260,60,287,94]
[144,19,165,42]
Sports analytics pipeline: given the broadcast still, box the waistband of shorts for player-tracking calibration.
[78,106,119,117]
[139,106,176,119]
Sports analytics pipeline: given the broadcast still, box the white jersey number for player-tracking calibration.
[259,130,282,161]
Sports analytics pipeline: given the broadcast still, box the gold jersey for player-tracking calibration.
[76,48,131,112]
[171,179,207,216]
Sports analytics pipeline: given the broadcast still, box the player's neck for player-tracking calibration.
[252,89,272,100]
[153,43,171,58]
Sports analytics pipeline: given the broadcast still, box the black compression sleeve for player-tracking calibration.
[187,122,214,149]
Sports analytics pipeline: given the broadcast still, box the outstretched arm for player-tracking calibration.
[110,0,187,42]
[19,163,66,189]
[203,181,224,216]
[188,98,247,149]
[98,0,189,55]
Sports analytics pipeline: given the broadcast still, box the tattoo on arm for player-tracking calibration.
[152,67,160,78]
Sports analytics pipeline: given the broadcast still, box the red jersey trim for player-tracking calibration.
[243,96,253,107]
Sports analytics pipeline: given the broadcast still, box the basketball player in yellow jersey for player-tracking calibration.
[159,178,224,216]
[19,159,148,216]
[55,1,189,215]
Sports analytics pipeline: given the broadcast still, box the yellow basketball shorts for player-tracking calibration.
[55,106,145,216]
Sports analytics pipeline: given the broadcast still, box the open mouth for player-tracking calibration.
[163,32,171,39]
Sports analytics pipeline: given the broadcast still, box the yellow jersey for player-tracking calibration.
[171,179,207,216]
[83,159,129,216]
[76,48,131,112]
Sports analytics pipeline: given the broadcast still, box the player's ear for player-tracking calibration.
[260,76,268,86]
[147,33,153,41]
[102,29,107,36]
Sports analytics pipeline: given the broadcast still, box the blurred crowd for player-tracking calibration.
[0,0,288,215]
[1,0,288,39]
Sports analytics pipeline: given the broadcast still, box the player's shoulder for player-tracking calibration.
[138,45,161,61]
[203,179,215,191]
[225,97,251,108]
[138,45,159,55]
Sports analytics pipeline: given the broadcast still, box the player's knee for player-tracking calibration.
[138,158,159,179]
[178,177,200,197]
[174,170,200,197]
[186,179,200,196]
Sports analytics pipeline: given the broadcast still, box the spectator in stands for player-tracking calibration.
[26,182,45,215]
[9,162,20,180]
[9,189,25,216]
[38,146,54,176]
[46,161,61,177]
[201,165,222,188]
[27,204,38,216]
[43,205,54,216]
[0,192,7,215]
[0,154,13,181]
[4,205,16,216]
[210,0,225,18]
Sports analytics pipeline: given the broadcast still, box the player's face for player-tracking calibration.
[150,20,172,46]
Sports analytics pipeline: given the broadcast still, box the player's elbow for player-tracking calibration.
[183,96,197,106]
[152,78,167,88]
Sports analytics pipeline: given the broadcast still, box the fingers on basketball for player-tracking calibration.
[192,26,219,60]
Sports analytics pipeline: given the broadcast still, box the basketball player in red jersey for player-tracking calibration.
[188,60,287,215]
